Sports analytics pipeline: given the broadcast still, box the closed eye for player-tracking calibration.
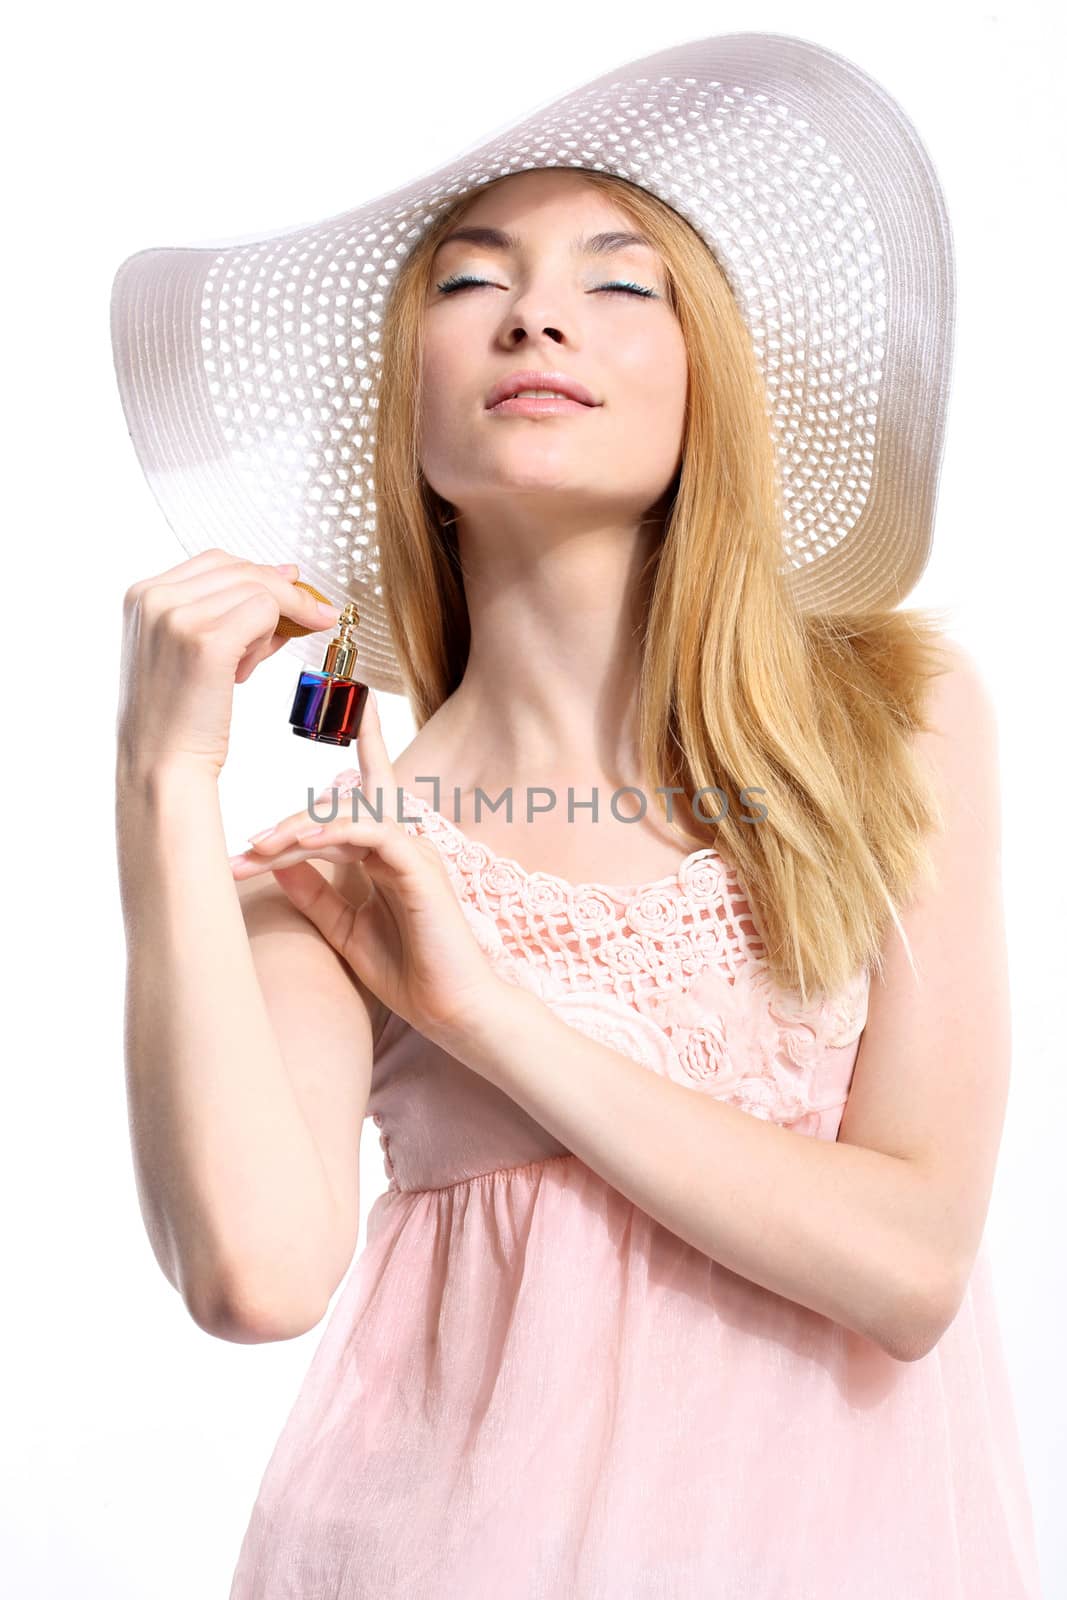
[434,274,656,299]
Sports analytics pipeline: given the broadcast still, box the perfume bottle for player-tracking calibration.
[287,600,369,747]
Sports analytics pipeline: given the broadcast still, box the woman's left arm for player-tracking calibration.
[440,643,1009,1366]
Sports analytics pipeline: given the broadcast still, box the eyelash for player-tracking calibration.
[434,273,656,299]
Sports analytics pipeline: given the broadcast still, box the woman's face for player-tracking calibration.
[418,168,687,533]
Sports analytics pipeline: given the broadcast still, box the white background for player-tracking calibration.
[3,1,1062,1594]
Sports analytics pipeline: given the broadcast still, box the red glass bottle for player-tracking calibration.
[288,601,369,747]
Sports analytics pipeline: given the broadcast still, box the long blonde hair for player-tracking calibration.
[373,169,955,1002]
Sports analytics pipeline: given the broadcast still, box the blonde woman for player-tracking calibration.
[112,35,1043,1600]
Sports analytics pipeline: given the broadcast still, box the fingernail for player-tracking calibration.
[248,826,277,844]
[229,852,250,866]
[317,600,340,619]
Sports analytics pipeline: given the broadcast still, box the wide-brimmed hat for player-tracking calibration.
[109,30,955,696]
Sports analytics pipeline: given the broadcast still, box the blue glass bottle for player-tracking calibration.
[288,601,369,747]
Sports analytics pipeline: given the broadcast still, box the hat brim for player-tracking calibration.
[110,30,955,694]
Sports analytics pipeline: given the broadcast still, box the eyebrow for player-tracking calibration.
[433,226,656,259]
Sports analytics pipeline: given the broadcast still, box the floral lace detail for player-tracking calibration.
[401,794,870,1131]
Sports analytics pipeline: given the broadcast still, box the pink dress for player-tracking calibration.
[228,793,1044,1598]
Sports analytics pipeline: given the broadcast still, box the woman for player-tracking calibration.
[112,35,1043,1600]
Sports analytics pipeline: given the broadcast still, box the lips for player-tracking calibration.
[485,369,598,410]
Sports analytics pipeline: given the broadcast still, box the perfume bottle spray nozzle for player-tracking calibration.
[321,603,360,679]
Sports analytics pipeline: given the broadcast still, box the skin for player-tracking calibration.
[402,166,694,882]
[225,178,1011,1360]
[229,618,1009,1363]
[124,169,1008,1356]
[120,171,697,1340]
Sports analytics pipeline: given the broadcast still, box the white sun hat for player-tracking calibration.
[109,30,955,696]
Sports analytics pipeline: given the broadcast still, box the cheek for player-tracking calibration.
[418,336,469,467]
[419,329,447,392]
[620,333,688,450]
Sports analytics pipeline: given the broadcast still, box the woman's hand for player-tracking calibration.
[230,689,506,1051]
[117,548,342,782]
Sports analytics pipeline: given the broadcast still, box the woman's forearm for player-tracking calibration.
[442,980,953,1363]
[115,761,339,1339]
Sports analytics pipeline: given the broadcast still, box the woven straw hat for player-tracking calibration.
[109,30,955,696]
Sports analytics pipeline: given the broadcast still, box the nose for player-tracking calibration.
[507,324,564,345]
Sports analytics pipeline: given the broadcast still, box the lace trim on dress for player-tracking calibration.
[398,793,870,1132]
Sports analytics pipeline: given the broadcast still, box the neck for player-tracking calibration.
[433,509,663,802]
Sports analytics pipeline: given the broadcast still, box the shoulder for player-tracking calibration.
[902,632,1005,944]
[913,634,1000,791]
[923,633,996,716]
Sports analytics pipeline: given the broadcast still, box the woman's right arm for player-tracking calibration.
[117,760,384,1345]
[114,550,385,1344]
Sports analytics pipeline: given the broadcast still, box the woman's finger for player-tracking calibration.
[126,546,248,595]
[266,859,367,957]
[231,812,420,881]
[347,687,403,821]
[240,685,401,855]
[240,767,362,852]
[237,682,409,859]
[234,627,294,684]
[145,562,339,638]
